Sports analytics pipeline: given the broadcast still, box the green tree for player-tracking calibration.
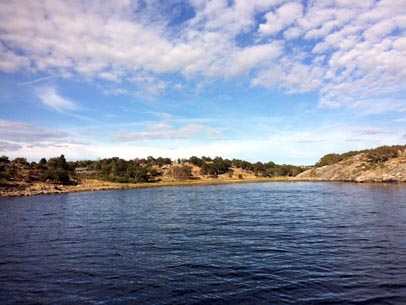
[367,146,399,164]
[40,155,71,184]
[315,153,343,167]
[213,157,232,174]
[169,165,193,180]
[155,157,172,167]
[188,156,204,167]
[200,162,218,177]
[13,157,29,166]
[0,156,10,164]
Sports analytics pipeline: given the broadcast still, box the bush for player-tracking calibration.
[367,146,399,164]
[169,165,193,180]
[315,153,343,167]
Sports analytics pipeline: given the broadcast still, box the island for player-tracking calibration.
[1,145,405,197]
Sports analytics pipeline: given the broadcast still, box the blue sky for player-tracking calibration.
[0,0,405,165]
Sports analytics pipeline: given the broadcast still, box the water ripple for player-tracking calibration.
[1,182,406,304]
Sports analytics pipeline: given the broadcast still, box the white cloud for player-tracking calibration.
[129,73,169,99]
[0,141,22,152]
[0,0,405,110]
[0,43,30,73]
[99,72,119,82]
[283,26,302,40]
[36,87,78,112]
[0,119,76,157]
[0,119,92,160]
[0,119,68,142]
[351,98,405,115]
[251,57,324,93]
[226,42,283,77]
[259,2,303,36]
[113,123,223,141]
[83,141,245,162]
[1,117,403,164]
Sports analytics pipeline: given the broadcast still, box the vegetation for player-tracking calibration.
[1,145,404,188]
[366,145,403,164]
[39,155,71,184]
[0,153,305,186]
[168,165,193,180]
[184,156,303,178]
[314,145,405,167]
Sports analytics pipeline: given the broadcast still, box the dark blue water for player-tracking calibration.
[1,182,406,304]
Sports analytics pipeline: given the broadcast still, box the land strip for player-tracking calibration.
[1,177,293,198]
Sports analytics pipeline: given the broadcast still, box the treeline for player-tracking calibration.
[1,154,304,185]
[182,156,304,177]
[0,155,72,184]
[315,145,406,167]
[74,155,303,180]
[2,145,404,186]
[73,156,172,183]
[71,155,304,182]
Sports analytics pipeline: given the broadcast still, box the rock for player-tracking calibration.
[295,154,406,183]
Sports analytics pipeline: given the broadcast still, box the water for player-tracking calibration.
[1,182,406,304]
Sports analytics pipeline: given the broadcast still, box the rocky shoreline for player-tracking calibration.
[2,176,405,198]
[2,152,406,198]
[295,154,406,183]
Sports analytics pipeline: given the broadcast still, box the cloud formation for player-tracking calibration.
[36,87,78,112]
[0,140,22,152]
[259,2,303,36]
[0,119,68,142]
[0,119,89,158]
[0,0,404,109]
[0,118,87,153]
[114,123,223,141]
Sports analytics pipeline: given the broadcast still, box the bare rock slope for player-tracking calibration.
[295,153,406,182]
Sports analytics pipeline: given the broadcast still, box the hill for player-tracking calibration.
[0,155,303,197]
[2,146,405,197]
[295,145,406,182]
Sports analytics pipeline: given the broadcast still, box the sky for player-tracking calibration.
[0,0,405,165]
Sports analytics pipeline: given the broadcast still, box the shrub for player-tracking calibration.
[367,146,399,164]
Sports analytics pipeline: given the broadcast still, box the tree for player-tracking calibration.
[155,157,172,167]
[252,161,265,176]
[40,155,71,184]
[367,146,399,164]
[13,157,29,166]
[232,159,252,170]
[213,157,232,174]
[0,156,10,164]
[0,156,9,178]
[315,153,343,167]
[188,156,204,167]
[169,165,193,180]
[200,162,218,176]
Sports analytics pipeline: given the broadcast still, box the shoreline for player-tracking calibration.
[1,177,405,198]
[0,177,292,198]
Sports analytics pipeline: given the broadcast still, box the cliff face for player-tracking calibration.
[295,153,406,182]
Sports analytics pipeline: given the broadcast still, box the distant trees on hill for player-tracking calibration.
[39,155,71,184]
[168,165,193,180]
[315,145,406,167]
[0,153,305,185]
[0,154,72,184]
[2,145,403,185]
[366,145,403,164]
[183,156,303,178]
